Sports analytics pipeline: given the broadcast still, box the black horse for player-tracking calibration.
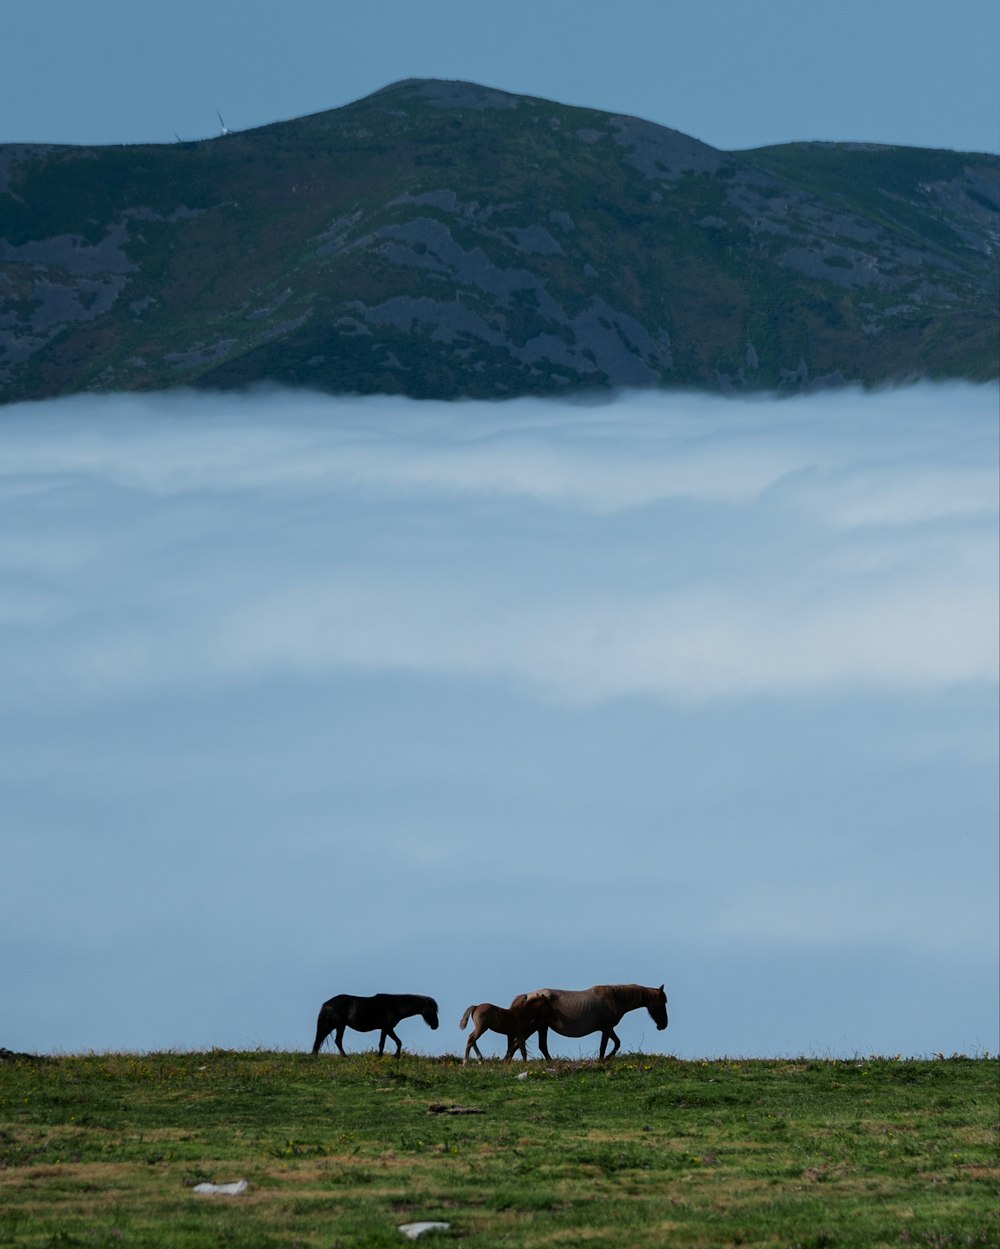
[311,992,439,1057]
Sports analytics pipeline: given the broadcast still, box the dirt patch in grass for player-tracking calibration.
[538,1228,643,1243]
[4,1160,137,1188]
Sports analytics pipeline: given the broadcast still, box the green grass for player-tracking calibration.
[1,1051,997,1247]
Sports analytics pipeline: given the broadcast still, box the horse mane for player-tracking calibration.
[595,984,660,1011]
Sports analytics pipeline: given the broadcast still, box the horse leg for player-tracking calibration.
[535,1025,551,1061]
[504,1034,528,1063]
[600,1029,621,1059]
[466,1030,487,1064]
[334,1026,347,1057]
[382,1027,403,1058]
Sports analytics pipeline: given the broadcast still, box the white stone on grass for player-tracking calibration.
[397,1221,451,1239]
[192,1179,248,1195]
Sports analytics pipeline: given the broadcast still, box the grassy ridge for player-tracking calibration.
[1,1051,997,1247]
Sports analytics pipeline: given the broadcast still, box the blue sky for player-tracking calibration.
[1,385,997,1057]
[4,0,999,151]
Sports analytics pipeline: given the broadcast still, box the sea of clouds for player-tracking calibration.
[1,383,997,1057]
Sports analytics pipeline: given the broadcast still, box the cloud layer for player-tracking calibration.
[2,385,996,705]
[0,384,996,1056]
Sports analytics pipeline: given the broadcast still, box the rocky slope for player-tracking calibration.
[1,78,997,402]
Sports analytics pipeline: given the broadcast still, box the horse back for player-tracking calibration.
[525,987,617,1035]
[318,994,383,1032]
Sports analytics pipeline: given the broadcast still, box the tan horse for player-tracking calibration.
[459,993,553,1064]
[510,983,668,1059]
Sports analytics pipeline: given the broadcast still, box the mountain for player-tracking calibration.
[1,78,997,403]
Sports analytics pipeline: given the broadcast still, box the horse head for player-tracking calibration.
[421,998,440,1030]
[517,989,555,1023]
[649,984,669,1031]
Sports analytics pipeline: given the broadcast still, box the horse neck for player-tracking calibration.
[394,995,429,1019]
[607,984,656,1015]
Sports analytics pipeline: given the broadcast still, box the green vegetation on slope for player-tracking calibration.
[1,1051,997,1247]
[743,143,997,265]
[1,80,998,403]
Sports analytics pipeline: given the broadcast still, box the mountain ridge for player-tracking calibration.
[1,78,997,402]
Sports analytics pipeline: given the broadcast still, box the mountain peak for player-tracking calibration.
[366,77,522,110]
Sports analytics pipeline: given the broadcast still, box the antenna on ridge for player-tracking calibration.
[217,109,231,136]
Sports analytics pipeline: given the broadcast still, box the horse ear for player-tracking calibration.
[659,984,664,993]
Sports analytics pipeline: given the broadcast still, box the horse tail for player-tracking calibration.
[312,998,340,1055]
[311,1003,330,1055]
[460,1005,476,1030]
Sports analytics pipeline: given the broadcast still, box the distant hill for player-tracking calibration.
[1,78,997,402]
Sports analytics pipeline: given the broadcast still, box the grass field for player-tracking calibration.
[1,1050,996,1248]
